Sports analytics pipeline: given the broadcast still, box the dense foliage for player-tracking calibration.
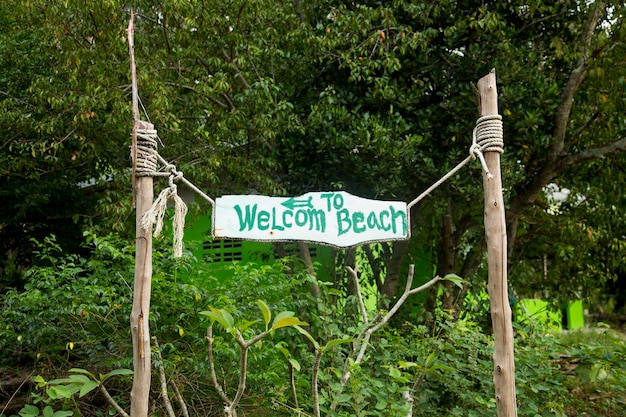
[1,235,625,416]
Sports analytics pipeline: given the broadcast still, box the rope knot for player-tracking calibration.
[471,114,503,180]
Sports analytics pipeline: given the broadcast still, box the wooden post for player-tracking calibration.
[477,70,518,417]
[128,12,153,417]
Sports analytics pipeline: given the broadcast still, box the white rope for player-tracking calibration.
[155,153,215,206]
[407,155,473,209]
[407,115,503,210]
[472,114,503,179]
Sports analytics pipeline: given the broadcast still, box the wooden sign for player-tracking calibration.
[213,191,409,248]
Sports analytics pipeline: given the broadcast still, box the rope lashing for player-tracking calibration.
[471,114,503,179]
[135,128,158,177]
[407,114,504,210]
[135,128,215,257]
[134,125,189,257]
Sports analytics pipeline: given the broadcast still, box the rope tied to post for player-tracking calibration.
[471,114,503,180]
[135,125,188,257]
[407,113,504,209]
[135,128,158,177]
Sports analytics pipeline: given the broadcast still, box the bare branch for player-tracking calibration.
[566,110,601,146]
[346,266,368,324]
[227,335,249,417]
[206,326,233,406]
[170,379,189,417]
[561,135,626,168]
[99,384,130,417]
[550,3,604,160]
[339,265,443,386]
[152,337,176,417]
[311,349,323,417]
[164,81,231,111]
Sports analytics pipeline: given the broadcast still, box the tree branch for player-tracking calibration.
[561,135,626,168]
[99,384,130,417]
[340,266,442,385]
[206,326,233,406]
[164,81,231,111]
[508,5,607,222]
[170,379,189,417]
[222,48,251,90]
[550,3,604,161]
[152,337,177,417]
[346,266,368,324]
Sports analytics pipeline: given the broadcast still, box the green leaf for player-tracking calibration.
[19,404,40,417]
[272,310,295,324]
[47,378,73,385]
[46,385,72,400]
[322,338,353,351]
[375,399,388,410]
[388,367,402,379]
[199,310,233,331]
[239,319,260,333]
[79,380,99,398]
[67,374,91,384]
[443,273,465,289]
[42,406,53,417]
[271,316,309,331]
[424,352,437,367]
[257,300,271,328]
[69,368,96,380]
[220,309,236,329]
[275,345,291,359]
[31,375,47,388]
[293,325,320,350]
[288,358,301,372]
[430,364,455,372]
[398,361,419,369]
[336,393,352,404]
[100,368,133,383]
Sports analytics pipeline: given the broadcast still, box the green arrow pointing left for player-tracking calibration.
[282,196,313,210]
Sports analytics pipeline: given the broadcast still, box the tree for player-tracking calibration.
[303,0,626,307]
[0,0,133,285]
[2,0,625,312]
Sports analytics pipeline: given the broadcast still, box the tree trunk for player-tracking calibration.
[379,240,410,301]
[299,242,321,298]
[439,204,457,310]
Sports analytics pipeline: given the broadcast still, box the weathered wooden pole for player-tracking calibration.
[477,70,518,417]
[128,12,153,417]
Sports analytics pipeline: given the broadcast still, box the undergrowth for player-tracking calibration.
[1,233,625,416]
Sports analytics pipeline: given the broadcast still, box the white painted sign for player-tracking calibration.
[213,191,409,248]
